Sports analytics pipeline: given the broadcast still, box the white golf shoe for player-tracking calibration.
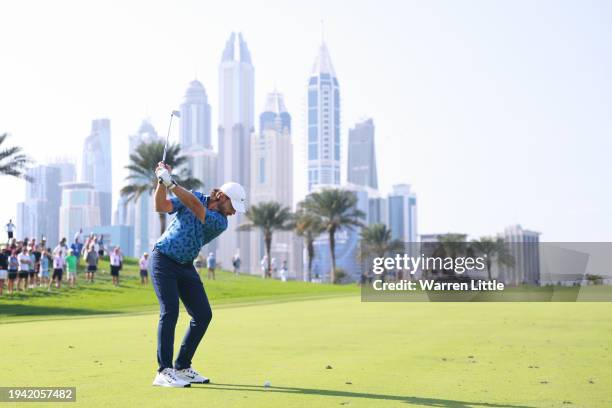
[174,367,210,384]
[152,368,191,387]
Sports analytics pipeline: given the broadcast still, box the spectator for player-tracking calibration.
[54,238,68,257]
[73,228,83,246]
[109,246,122,286]
[31,244,42,287]
[271,257,277,278]
[39,248,50,286]
[17,247,31,291]
[70,238,83,268]
[0,244,7,296]
[5,219,15,241]
[81,236,91,257]
[206,252,216,280]
[50,250,65,289]
[260,255,269,278]
[98,237,105,258]
[232,251,241,275]
[8,250,18,295]
[85,245,98,283]
[139,252,149,285]
[28,246,37,289]
[65,249,78,288]
[279,260,288,282]
[93,236,100,254]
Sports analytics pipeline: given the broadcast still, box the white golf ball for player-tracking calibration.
[264,380,271,387]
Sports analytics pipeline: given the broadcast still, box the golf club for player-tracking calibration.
[162,110,181,164]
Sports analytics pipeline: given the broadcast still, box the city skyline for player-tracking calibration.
[1,0,611,241]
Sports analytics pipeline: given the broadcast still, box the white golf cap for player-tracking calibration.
[219,181,247,213]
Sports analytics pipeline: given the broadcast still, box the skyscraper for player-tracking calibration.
[58,181,101,243]
[16,165,62,245]
[126,120,165,257]
[180,79,212,149]
[250,91,301,277]
[217,32,254,268]
[81,118,112,226]
[179,79,217,192]
[179,79,218,258]
[307,41,340,191]
[347,118,378,189]
[388,184,418,243]
[51,160,77,184]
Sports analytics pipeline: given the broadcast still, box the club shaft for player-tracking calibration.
[163,113,174,163]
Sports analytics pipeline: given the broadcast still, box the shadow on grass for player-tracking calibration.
[0,304,113,319]
[193,383,535,408]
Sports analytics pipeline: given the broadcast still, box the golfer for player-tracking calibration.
[151,162,246,388]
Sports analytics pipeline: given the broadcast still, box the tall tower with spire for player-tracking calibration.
[217,32,255,268]
[307,40,340,191]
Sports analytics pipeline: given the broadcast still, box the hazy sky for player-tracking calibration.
[1,0,610,241]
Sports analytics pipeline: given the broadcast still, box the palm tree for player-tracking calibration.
[120,141,201,234]
[471,237,515,280]
[301,188,366,284]
[0,133,33,181]
[237,201,293,278]
[293,204,325,282]
[359,224,404,281]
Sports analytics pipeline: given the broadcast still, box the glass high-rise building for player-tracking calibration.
[16,165,63,245]
[388,184,418,243]
[125,120,164,257]
[250,91,301,277]
[58,181,101,244]
[180,79,212,149]
[217,32,254,268]
[307,42,340,191]
[81,119,112,226]
[347,118,378,189]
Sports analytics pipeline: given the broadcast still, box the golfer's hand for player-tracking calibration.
[156,167,175,189]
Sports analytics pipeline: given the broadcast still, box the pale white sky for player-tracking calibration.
[1,0,611,241]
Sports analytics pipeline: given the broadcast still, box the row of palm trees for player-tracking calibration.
[239,190,366,283]
[0,136,514,284]
[120,140,516,283]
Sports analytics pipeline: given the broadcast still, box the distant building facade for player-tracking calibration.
[307,42,341,191]
[58,182,101,243]
[16,165,63,246]
[347,119,378,189]
[81,119,112,226]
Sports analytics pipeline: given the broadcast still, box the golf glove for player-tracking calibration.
[156,168,176,190]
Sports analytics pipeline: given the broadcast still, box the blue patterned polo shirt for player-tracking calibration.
[154,192,228,264]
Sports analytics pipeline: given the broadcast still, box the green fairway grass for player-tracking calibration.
[0,295,610,407]
[0,257,357,323]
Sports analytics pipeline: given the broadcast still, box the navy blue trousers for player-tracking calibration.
[151,248,213,372]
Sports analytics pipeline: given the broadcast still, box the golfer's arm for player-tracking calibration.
[154,182,172,213]
[171,185,206,223]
